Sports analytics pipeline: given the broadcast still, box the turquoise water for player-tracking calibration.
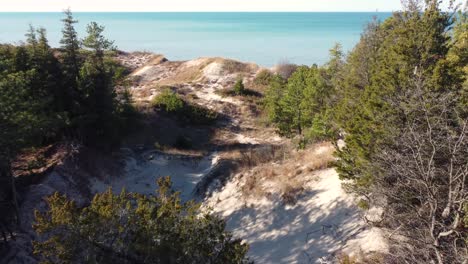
[0,12,391,66]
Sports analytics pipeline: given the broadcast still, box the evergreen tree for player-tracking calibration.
[263,74,286,124]
[277,66,310,137]
[233,78,245,95]
[327,1,467,261]
[78,22,119,148]
[60,9,81,117]
[60,9,80,81]
[266,65,331,142]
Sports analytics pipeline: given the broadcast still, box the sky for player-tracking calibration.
[0,0,464,12]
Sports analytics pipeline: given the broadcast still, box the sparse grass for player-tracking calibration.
[237,145,288,168]
[336,251,385,264]
[238,142,336,204]
[157,60,210,85]
[222,59,250,73]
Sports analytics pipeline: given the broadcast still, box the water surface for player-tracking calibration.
[0,12,391,66]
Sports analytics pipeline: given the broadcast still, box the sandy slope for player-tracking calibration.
[91,150,219,201]
[204,145,388,263]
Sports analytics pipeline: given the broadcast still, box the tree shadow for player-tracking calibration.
[221,188,364,263]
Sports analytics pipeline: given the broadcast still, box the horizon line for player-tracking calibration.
[0,10,397,13]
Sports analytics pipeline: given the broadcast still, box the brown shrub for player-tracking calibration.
[274,60,298,79]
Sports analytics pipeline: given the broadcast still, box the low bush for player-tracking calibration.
[233,79,246,95]
[152,88,184,112]
[219,79,261,98]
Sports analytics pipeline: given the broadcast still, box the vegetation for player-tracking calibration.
[152,88,184,112]
[0,9,135,244]
[253,69,274,86]
[218,78,261,97]
[264,65,333,144]
[153,88,218,125]
[33,177,251,263]
[233,78,246,95]
[264,1,467,262]
[1,1,466,263]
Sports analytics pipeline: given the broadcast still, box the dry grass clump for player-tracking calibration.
[239,142,336,204]
[223,60,248,73]
[301,142,335,172]
[237,145,289,168]
[158,66,203,85]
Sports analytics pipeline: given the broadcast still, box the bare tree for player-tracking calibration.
[274,59,298,80]
[374,83,467,263]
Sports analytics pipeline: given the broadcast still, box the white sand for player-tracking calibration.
[234,133,259,144]
[204,169,388,263]
[91,151,219,201]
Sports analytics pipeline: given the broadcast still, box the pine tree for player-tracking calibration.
[328,1,467,261]
[78,22,118,148]
[277,66,310,137]
[233,78,245,95]
[60,9,80,81]
[264,74,286,124]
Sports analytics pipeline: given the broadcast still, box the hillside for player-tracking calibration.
[3,53,388,263]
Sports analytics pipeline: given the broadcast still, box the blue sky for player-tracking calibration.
[0,0,464,12]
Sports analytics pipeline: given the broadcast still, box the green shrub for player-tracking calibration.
[233,79,246,95]
[152,88,184,112]
[219,79,261,98]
